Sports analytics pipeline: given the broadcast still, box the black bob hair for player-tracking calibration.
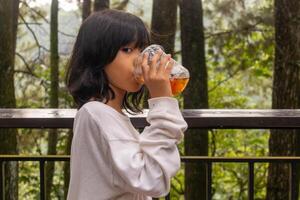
[66,9,150,113]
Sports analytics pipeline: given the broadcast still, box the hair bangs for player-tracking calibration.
[133,21,150,50]
[113,15,150,51]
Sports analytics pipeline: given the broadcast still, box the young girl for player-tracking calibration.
[66,9,188,200]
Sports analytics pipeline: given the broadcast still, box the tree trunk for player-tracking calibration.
[12,0,19,55]
[266,0,300,199]
[82,0,91,20]
[45,0,59,199]
[179,0,209,199]
[150,0,177,56]
[0,0,19,199]
[94,0,109,12]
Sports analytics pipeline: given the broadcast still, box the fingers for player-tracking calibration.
[135,54,143,66]
[141,50,173,82]
[149,50,164,76]
[165,59,175,74]
[157,54,171,74]
[141,53,149,79]
[134,54,143,74]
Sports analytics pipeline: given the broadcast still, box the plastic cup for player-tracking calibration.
[133,44,190,95]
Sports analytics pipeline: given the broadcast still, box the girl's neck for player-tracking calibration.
[89,84,126,115]
[106,99,123,114]
[105,84,126,114]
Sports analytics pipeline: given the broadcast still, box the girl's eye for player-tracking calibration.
[121,47,133,53]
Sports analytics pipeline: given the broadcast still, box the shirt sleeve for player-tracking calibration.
[107,97,188,197]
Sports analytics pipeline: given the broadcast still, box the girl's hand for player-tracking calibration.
[141,50,174,98]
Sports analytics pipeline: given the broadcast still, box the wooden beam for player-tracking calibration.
[1,109,300,128]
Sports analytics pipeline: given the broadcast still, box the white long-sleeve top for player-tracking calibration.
[67,97,188,200]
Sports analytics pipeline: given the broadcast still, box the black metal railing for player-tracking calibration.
[0,155,69,200]
[1,109,300,200]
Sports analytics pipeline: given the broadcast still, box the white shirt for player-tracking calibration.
[67,97,188,200]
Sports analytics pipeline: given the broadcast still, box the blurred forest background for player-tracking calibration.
[0,0,299,199]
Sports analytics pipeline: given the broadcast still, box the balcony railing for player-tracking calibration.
[1,109,300,200]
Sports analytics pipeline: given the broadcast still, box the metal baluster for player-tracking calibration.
[40,160,45,200]
[0,161,4,200]
[290,161,297,200]
[165,193,170,200]
[207,161,212,200]
[248,162,254,200]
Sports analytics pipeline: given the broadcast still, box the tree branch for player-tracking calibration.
[18,13,51,67]
[18,22,42,25]
[205,21,266,38]
[15,52,38,77]
[20,0,49,23]
[208,68,240,93]
[14,70,39,79]
[14,70,49,89]
[21,0,76,38]
[58,30,76,38]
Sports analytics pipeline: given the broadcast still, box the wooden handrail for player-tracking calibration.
[1,109,300,128]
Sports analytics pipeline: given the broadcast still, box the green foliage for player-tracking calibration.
[210,129,269,199]
[19,161,40,199]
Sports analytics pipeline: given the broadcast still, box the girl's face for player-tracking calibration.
[104,42,143,94]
